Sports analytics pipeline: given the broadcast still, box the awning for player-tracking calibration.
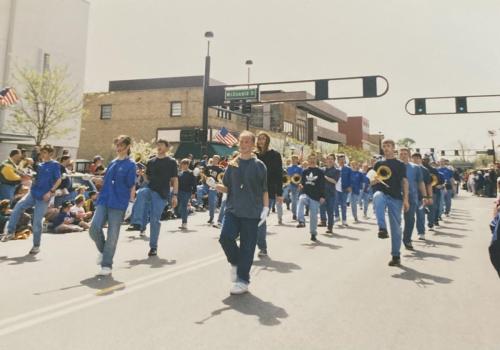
[174,142,238,159]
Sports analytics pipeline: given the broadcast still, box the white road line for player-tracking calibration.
[0,252,224,335]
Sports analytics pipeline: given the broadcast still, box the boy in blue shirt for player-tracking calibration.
[2,144,61,255]
[89,135,136,276]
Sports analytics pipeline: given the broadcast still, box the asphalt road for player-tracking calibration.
[0,192,499,350]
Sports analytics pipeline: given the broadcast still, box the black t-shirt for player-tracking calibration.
[146,156,178,199]
[205,165,223,179]
[301,167,325,201]
[372,159,406,200]
[257,149,284,198]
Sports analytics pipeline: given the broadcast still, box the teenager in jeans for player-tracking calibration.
[142,139,178,256]
[323,154,339,234]
[178,158,197,230]
[371,139,409,267]
[217,131,269,295]
[89,135,136,276]
[349,161,364,223]
[296,153,325,241]
[2,144,61,255]
[335,154,352,227]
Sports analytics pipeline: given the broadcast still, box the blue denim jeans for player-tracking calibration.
[290,184,299,217]
[0,183,16,200]
[89,205,125,268]
[142,188,168,249]
[361,191,370,216]
[297,194,320,235]
[219,211,259,284]
[350,193,360,220]
[178,191,191,224]
[335,190,348,222]
[7,192,49,247]
[403,197,418,244]
[208,189,218,222]
[196,184,208,207]
[320,201,327,222]
[324,193,336,229]
[282,185,291,204]
[438,189,445,218]
[432,191,442,225]
[373,191,403,257]
[269,197,283,221]
[131,187,149,229]
[416,202,426,235]
[444,189,452,214]
[217,197,226,224]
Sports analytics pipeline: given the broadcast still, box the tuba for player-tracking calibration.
[375,165,392,187]
[291,174,302,185]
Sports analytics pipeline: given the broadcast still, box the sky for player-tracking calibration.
[84,0,500,152]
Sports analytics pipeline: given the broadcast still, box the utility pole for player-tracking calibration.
[201,31,213,157]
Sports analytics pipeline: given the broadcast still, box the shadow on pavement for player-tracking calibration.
[323,232,360,241]
[253,257,301,274]
[195,294,288,326]
[404,249,459,262]
[433,230,466,239]
[127,235,149,242]
[80,275,126,296]
[0,254,38,265]
[391,265,453,287]
[343,225,368,232]
[125,256,177,269]
[419,239,462,249]
[301,241,342,250]
[439,226,471,232]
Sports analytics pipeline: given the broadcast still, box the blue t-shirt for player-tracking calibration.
[53,211,72,228]
[438,167,454,183]
[97,158,137,211]
[31,160,61,200]
[406,162,423,201]
[350,171,364,195]
[287,164,303,177]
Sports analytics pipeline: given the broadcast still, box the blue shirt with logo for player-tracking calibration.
[97,158,137,211]
[287,164,303,176]
[31,160,61,200]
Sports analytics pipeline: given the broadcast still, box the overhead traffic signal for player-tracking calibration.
[455,97,467,113]
[242,103,252,114]
[415,98,426,115]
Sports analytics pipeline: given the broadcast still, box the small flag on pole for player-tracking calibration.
[215,127,238,147]
[0,87,19,106]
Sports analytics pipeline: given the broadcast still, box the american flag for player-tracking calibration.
[214,127,238,147]
[0,87,18,106]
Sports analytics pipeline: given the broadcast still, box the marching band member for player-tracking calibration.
[203,155,223,225]
[296,153,325,241]
[411,153,433,240]
[349,161,364,223]
[438,158,455,217]
[215,162,229,229]
[217,131,268,295]
[335,154,352,227]
[178,158,197,230]
[423,156,444,230]
[371,139,409,266]
[360,163,372,219]
[256,132,283,257]
[399,148,426,250]
[323,153,340,233]
[287,155,303,220]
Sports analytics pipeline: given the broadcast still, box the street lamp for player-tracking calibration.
[245,59,253,130]
[201,31,213,157]
[378,131,383,156]
[488,129,497,164]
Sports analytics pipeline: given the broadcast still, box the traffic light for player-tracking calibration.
[430,148,435,153]
[487,149,495,156]
[415,98,426,115]
[229,100,240,111]
[454,150,459,156]
[416,148,420,153]
[194,128,201,143]
[441,150,445,156]
[455,96,467,113]
[242,102,252,114]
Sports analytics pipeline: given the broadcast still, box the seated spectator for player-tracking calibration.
[70,195,92,224]
[89,155,105,175]
[52,201,85,233]
[0,199,31,239]
[84,191,97,215]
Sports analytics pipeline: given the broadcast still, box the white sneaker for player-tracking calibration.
[230,281,248,295]
[97,267,112,276]
[1,233,14,242]
[418,234,425,241]
[230,265,238,283]
[179,223,187,230]
[96,253,103,265]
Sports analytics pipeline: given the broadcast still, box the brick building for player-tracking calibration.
[338,116,379,153]
[80,76,348,160]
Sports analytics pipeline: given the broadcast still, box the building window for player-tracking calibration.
[100,104,112,119]
[296,119,306,142]
[170,102,182,117]
[283,121,293,133]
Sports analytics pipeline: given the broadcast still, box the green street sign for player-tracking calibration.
[225,88,258,101]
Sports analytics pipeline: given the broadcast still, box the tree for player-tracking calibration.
[337,145,372,163]
[456,140,468,162]
[397,138,416,149]
[9,66,82,145]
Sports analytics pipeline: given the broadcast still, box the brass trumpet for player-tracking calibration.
[291,174,302,185]
[376,165,392,187]
[430,174,439,187]
[216,172,224,183]
[283,175,291,185]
